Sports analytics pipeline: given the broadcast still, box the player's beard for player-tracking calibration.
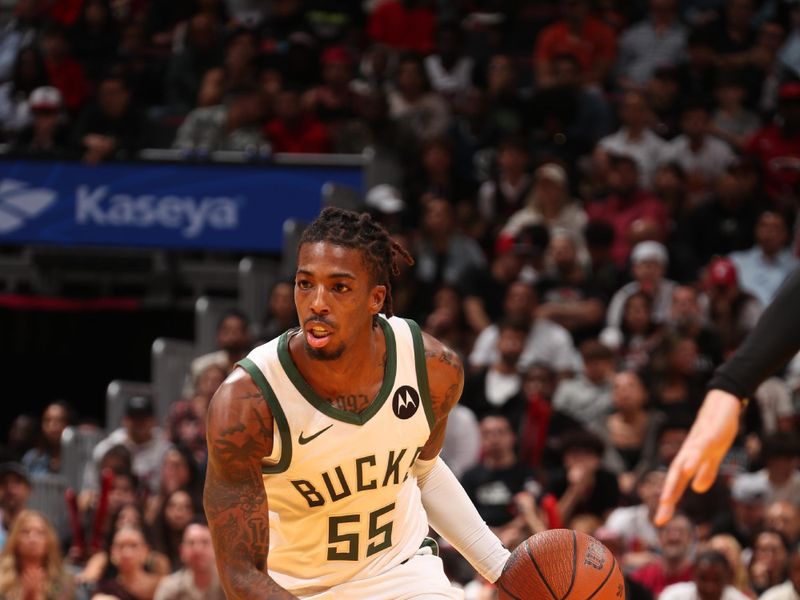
[303,338,346,361]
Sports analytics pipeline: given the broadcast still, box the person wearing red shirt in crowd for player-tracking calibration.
[744,82,800,203]
[586,153,668,267]
[367,0,436,55]
[39,23,89,114]
[534,0,617,88]
[264,87,331,154]
[631,512,696,596]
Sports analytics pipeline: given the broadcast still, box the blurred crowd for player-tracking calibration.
[1,0,800,599]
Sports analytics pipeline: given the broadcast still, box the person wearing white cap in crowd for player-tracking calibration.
[500,162,587,240]
[601,240,677,349]
[10,86,70,158]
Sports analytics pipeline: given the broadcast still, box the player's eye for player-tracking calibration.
[333,283,350,293]
[296,279,312,290]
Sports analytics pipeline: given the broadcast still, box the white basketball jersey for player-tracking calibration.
[237,316,435,597]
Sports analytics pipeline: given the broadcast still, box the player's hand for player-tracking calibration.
[654,389,742,526]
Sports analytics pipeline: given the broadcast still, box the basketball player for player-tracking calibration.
[656,267,800,526]
[203,208,511,599]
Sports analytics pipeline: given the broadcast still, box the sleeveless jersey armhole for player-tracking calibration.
[403,319,436,432]
[236,357,293,474]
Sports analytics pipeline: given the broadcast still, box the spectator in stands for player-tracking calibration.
[707,0,758,68]
[302,45,357,129]
[0,510,73,600]
[22,401,70,475]
[413,196,486,291]
[258,281,298,344]
[518,363,558,469]
[584,220,624,301]
[659,549,749,600]
[711,69,761,150]
[440,401,480,480]
[423,284,474,359]
[460,413,538,548]
[461,319,527,424]
[166,372,220,468]
[661,99,736,204]
[744,82,800,202]
[527,53,614,168]
[604,469,665,565]
[469,279,578,376]
[460,238,525,335]
[729,210,798,307]
[69,0,119,83]
[78,443,134,515]
[760,544,800,600]
[188,309,252,389]
[736,433,800,506]
[263,87,331,153]
[94,525,164,600]
[706,534,753,598]
[83,396,171,498]
[587,157,669,267]
[219,28,258,94]
[484,53,526,137]
[647,66,684,141]
[615,0,688,89]
[765,500,800,547]
[476,137,532,234]
[595,90,669,188]
[424,23,473,100]
[605,290,664,372]
[144,446,200,527]
[0,46,49,140]
[552,340,615,427]
[534,230,605,342]
[604,241,676,334]
[592,371,667,495]
[631,512,696,596]
[388,53,450,145]
[11,86,71,159]
[366,0,436,54]
[501,163,587,241]
[78,502,170,587]
[545,430,620,525]
[688,164,765,268]
[0,463,31,550]
[0,0,43,82]
[165,13,223,114]
[749,529,790,596]
[153,520,224,600]
[665,285,723,379]
[39,23,89,114]
[74,75,145,164]
[172,85,266,152]
[5,416,38,465]
[533,0,617,89]
[711,475,768,550]
[150,489,199,572]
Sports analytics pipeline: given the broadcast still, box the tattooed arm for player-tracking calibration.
[414,331,511,583]
[203,369,298,600]
[419,332,464,460]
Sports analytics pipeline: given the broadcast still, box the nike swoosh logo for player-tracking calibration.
[298,424,333,445]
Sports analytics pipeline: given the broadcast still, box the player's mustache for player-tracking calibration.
[304,316,335,329]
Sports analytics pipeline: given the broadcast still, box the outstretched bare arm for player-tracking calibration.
[203,369,298,600]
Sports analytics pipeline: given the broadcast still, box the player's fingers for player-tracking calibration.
[690,456,723,494]
[654,452,698,526]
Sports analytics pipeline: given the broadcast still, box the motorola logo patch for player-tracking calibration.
[392,386,419,419]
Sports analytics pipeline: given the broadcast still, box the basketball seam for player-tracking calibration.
[584,555,618,600]
[496,579,525,600]
[562,530,578,600]
[525,537,559,600]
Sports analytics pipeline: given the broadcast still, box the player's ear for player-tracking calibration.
[370,284,387,314]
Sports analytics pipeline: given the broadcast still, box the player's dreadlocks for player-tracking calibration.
[299,207,414,320]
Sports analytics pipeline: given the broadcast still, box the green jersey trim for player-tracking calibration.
[276,317,398,426]
[236,357,293,474]
[404,319,435,431]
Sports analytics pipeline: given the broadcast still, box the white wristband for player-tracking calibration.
[415,457,510,582]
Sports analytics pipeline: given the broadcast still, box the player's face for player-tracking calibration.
[294,242,385,361]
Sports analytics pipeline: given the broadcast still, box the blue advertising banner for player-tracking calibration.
[0,159,362,252]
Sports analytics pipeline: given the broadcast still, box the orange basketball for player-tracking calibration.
[497,529,625,600]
